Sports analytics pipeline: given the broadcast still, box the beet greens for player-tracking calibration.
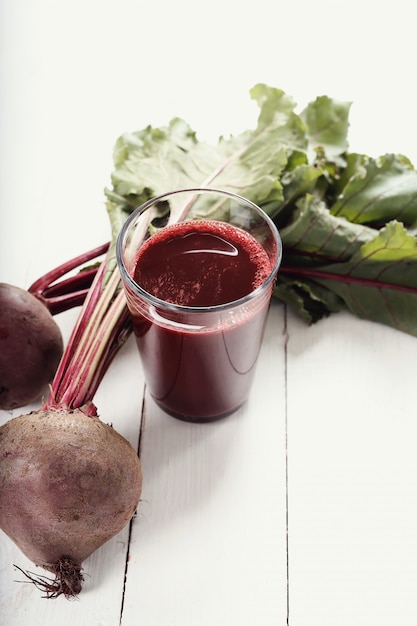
[104,83,417,337]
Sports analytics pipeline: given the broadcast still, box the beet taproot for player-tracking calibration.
[0,283,64,410]
[0,407,142,597]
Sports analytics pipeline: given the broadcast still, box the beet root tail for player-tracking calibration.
[14,556,84,599]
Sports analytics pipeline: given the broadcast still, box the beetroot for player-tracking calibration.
[0,283,63,410]
[0,408,142,597]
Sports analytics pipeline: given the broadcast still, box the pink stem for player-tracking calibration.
[28,243,109,314]
[50,260,109,403]
[280,265,417,293]
[47,234,133,411]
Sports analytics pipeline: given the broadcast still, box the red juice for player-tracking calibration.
[127,220,275,421]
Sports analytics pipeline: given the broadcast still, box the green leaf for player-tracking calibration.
[300,95,351,164]
[105,85,312,228]
[294,221,417,335]
[330,153,417,226]
[280,194,376,262]
[272,163,322,219]
[249,83,307,151]
[274,276,345,324]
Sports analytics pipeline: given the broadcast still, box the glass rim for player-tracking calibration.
[116,187,283,314]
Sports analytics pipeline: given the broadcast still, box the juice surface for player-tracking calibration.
[133,220,271,306]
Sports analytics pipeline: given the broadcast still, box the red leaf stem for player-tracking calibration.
[48,238,133,410]
[56,269,123,407]
[28,243,109,313]
[280,265,417,293]
[50,259,109,404]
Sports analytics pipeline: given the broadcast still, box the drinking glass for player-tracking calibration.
[116,188,282,422]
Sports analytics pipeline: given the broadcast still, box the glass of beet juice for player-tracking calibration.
[116,188,282,422]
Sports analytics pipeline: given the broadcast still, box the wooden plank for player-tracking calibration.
[286,310,417,625]
[121,300,288,625]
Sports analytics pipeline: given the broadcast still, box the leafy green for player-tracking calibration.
[300,94,351,165]
[306,221,417,335]
[279,194,377,262]
[330,153,417,226]
[105,83,417,337]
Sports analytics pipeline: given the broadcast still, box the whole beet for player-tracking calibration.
[0,408,142,597]
[0,283,64,410]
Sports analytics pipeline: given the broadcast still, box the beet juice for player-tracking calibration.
[127,220,275,421]
[117,188,281,422]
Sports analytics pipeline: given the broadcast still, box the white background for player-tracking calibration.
[1,1,417,624]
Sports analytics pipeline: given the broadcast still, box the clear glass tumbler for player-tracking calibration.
[116,188,282,422]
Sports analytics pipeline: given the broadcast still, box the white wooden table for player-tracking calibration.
[1,2,417,624]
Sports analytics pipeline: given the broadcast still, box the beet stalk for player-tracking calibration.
[0,247,141,599]
[28,242,109,315]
